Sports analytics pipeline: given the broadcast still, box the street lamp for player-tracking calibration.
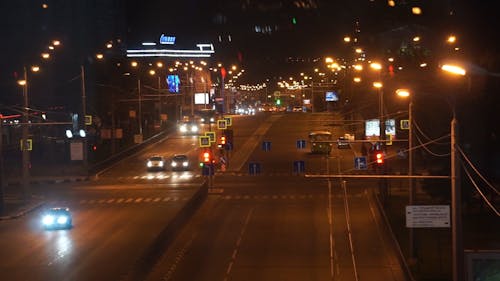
[131,61,143,138]
[372,81,385,143]
[441,63,466,281]
[17,66,32,198]
[396,88,415,262]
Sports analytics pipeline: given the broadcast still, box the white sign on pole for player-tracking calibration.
[406,205,450,228]
[70,140,84,161]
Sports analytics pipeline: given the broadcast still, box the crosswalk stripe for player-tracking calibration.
[144,198,152,202]
[117,198,125,203]
[134,198,143,203]
[98,199,106,204]
[125,198,133,203]
[107,199,115,203]
[163,197,171,202]
[153,197,161,202]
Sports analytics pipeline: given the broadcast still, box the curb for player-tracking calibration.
[0,200,46,221]
[5,176,91,186]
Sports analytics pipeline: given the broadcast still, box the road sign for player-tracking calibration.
[354,156,367,170]
[262,141,271,151]
[248,162,261,175]
[405,205,450,228]
[400,119,410,130]
[20,139,33,151]
[205,131,216,143]
[293,160,305,173]
[217,119,227,130]
[85,115,92,125]
[199,136,211,147]
[296,139,306,149]
[224,116,232,126]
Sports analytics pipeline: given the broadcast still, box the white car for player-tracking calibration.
[171,154,190,171]
[42,207,73,230]
[147,155,166,171]
[178,122,199,135]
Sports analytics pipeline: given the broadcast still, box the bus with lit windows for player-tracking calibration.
[308,131,333,154]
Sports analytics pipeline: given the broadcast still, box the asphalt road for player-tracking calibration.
[0,125,208,280]
[0,112,408,280]
[145,112,407,281]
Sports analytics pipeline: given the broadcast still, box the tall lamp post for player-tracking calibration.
[17,66,32,199]
[131,61,143,139]
[372,81,385,143]
[396,88,416,263]
[370,62,385,145]
[441,63,466,281]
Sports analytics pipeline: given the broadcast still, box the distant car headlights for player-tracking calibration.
[179,125,188,133]
[191,125,199,132]
[42,214,70,227]
[171,162,178,167]
[147,161,153,167]
[182,161,188,167]
[42,215,55,226]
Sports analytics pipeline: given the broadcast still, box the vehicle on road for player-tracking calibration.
[178,121,199,135]
[197,108,217,124]
[147,155,166,171]
[308,131,333,154]
[41,207,73,230]
[292,106,303,112]
[171,154,190,171]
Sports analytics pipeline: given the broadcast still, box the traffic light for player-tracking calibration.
[200,149,213,166]
[375,151,384,164]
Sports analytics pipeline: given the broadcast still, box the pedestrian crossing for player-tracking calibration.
[45,193,364,206]
[47,196,191,206]
[220,193,364,200]
[112,174,202,181]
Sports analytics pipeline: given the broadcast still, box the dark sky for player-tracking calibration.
[1,0,499,108]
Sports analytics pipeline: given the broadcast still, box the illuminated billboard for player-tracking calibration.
[325,91,339,101]
[167,75,180,93]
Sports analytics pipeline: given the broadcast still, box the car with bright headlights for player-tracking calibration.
[147,155,166,171]
[41,207,73,230]
[171,154,190,171]
[178,121,199,135]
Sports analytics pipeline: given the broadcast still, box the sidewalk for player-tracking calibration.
[0,194,45,220]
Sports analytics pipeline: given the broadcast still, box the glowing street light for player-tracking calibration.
[96,53,104,60]
[441,64,466,76]
[396,88,410,97]
[41,53,50,59]
[370,62,382,71]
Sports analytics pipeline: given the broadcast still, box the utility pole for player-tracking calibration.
[21,66,30,199]
[451,115,463,281]
[138,78,143,135]
[80,65,88,173]
[408,100,416,264]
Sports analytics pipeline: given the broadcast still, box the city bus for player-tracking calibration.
[197,108,217,124]
[308,131,333,154]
